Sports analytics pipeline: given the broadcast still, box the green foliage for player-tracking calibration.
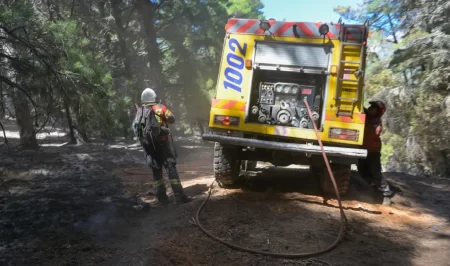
[392,28,430,50]
[0,0,264,143]
[380,131,404,166]
[336,0,450,176]
[335,0,404,40]
[153,0,264,124]
[223,0,265,19]
[365,64,401,102]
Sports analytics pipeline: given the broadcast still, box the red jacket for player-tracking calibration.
[362,111,384,152]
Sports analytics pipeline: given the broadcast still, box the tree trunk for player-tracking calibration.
[12,89,38,149]
[73,101,89,143]
[98,1,112,48]
[402,70,409,84]
[197,119,205,136]
[135,0,169,100]
[111,0,133,79]
[64,99,77,144]
[169,38,210,134]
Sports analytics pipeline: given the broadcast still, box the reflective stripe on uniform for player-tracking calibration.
[165,110,175,123]
[169,179,181,185]
[139,103,172,140]
[154,179,165,187]
[165,109,173,120]
[142,103,173,126]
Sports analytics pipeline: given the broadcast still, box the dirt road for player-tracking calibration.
[1,134,449,266]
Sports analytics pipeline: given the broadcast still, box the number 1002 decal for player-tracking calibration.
[223,38,248,93]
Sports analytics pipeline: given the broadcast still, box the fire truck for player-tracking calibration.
[202,18,370,196]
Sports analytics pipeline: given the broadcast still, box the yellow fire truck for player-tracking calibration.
[202,18,370,196]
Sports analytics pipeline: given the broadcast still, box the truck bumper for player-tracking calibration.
[202,134,367,159]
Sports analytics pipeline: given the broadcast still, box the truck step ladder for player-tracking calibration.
[334,22,368,117]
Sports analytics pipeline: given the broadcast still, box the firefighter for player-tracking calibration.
[357,100,394,205]
[132,88,192,205]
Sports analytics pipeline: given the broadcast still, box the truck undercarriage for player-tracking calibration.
[204,132,363,196]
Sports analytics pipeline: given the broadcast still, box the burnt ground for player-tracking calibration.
[0,125,449,266]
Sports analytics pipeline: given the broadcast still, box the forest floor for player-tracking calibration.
[1,120,449,266]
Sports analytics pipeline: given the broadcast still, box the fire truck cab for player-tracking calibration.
[202,18,370,196]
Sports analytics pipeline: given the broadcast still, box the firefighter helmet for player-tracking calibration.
[141,88,157,104]
[369,100,386,116]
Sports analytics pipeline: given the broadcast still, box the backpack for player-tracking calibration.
[137,105,162,151]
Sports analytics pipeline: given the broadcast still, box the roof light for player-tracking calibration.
[319,23,329,36]
[259,20,271,31]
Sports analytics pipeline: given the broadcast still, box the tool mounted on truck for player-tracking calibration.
[202,18,370,196]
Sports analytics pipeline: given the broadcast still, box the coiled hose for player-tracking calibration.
[193,99,348,258]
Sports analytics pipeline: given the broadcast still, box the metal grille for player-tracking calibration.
[254,42,331,69]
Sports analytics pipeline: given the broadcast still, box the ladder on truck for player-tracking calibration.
[334,22,368,117]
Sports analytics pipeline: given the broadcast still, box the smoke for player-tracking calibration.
[73,204,119,241]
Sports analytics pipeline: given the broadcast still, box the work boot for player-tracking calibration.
[156,194,171,206]
[174,194,192,205]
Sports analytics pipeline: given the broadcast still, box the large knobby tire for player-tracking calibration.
[241,160,257,171]
[213,142,240,188]
[315,164,351,197]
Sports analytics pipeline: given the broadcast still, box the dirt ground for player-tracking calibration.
[1,124,449,266]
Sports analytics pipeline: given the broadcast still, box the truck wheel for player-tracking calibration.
[213,142,240,188]
[241,160,257,171]
[316,164,351,197]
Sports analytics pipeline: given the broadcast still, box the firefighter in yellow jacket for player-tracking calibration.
[132,88,191,205]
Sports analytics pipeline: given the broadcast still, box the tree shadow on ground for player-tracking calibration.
[0,143,154,265]
[382,171,450,218]
[1,141,448,265]
[0,137,216,265]
[237,166,381,203]
[99,191,418,266]
[183,183,209,196]
[233,165,450,221]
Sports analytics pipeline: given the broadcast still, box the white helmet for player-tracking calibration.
[141,88,157,104]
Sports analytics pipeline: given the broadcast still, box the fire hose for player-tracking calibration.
[193,99,348,258]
